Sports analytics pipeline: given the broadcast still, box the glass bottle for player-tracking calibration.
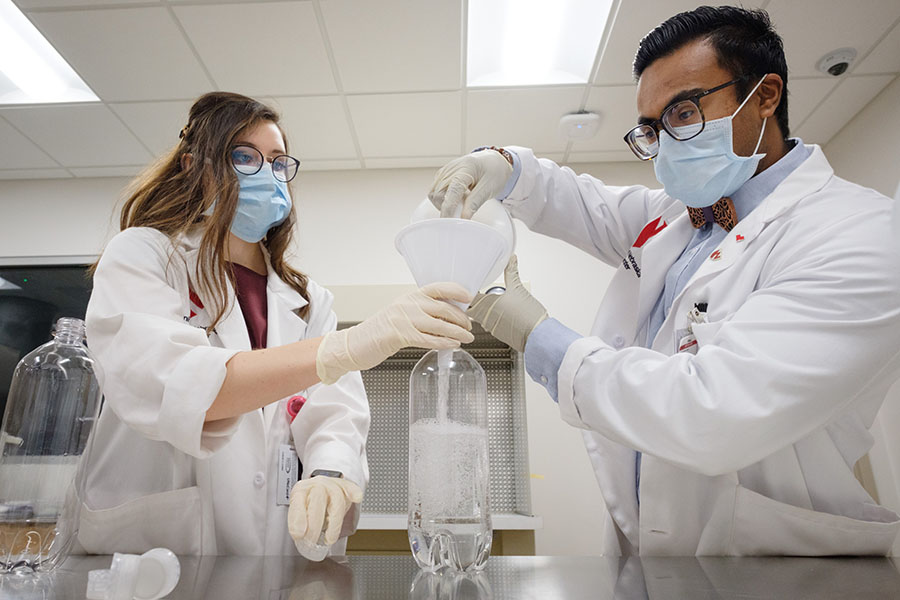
[408,349,492,572]
[0,318,102,575]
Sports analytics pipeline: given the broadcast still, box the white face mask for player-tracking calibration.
[653,75,768,208]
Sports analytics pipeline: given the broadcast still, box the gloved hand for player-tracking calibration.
[316,282,475,384]
[288,476,362,552]
[428,149,513,219]
[467,255,548,353]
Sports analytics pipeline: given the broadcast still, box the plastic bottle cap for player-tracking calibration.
[86,548,180,600]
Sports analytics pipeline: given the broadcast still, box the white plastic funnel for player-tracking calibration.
[395,218,511,308]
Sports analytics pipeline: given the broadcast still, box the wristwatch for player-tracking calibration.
[310,469,343,479]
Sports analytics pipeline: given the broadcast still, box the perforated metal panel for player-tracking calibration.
[345,323,532,517]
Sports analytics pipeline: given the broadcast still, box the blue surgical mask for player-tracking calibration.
[653,76,768,208]
[231,167,292,242]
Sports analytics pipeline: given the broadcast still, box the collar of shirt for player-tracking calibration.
[728,137,811,222]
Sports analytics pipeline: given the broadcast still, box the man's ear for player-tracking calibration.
[180,153,193,171]
[757,73,783,120]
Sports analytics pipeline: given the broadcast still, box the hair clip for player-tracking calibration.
[179,125,189,139]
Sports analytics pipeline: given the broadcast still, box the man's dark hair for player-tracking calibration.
[633,6,789,138]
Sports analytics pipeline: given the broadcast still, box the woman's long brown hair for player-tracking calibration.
[116,91,310,329]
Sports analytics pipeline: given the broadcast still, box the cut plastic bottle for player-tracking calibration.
[408,349,492,572]
[0,318,102,575]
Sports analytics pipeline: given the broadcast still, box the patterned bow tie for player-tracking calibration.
[686,197,738,232]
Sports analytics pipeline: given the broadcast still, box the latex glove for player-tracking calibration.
[428,149,513,219]
[288,476,362,549]
[467,255,547,353]
[316,282,475,384]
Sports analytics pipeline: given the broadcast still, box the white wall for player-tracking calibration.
[824,74,900,198]
[0,177,125,258]
[824,74,900,554]
[0,159,657,556]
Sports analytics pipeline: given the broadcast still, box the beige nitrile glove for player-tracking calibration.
[288,476,362,551]
[316,282,475,385]
[428,149,513,219]
[467,255,548,353]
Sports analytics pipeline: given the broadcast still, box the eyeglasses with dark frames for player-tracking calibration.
[230,145,301,182]
[623,76,748,161]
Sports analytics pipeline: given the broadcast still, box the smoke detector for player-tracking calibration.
[816,48,857,77]
[559,112,601,140]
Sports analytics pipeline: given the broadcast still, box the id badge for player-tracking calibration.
[675,327,698,354]
[276,444,300,506]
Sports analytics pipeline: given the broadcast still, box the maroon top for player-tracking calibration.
[231,262,268,350]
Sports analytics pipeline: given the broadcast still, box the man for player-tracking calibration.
[429,6,900,556]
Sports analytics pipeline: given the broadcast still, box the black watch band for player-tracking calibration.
[310,469,343,479]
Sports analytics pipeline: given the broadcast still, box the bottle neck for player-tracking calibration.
[53,317,86,346]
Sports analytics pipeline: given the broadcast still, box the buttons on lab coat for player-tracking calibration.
[254,472,265,488]
[540,375,549,384]
[613,335,626,349]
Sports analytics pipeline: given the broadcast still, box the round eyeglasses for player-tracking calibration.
[623,76,747,161]
[230,145,300,182]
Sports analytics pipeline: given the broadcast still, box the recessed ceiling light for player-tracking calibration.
[0,0,99,104]
[467,0,615,87]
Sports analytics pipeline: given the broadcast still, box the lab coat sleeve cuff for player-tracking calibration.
[524,318,582,403]
[159,345,243,458]
[498,149,521,200]
[556,336,614,429]
[292,371,369,491]
[498,146,545,227]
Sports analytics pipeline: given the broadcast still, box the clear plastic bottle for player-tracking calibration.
[408,349,492,572]
[0,318,102,575]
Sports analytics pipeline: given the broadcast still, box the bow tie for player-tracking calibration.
[686,197,738,232]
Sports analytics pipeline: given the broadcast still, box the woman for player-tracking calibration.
[77,92,473,556]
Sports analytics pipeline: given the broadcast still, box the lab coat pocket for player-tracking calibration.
[690,321,724,349]
[729,486,900,556]
[77,486,203,555]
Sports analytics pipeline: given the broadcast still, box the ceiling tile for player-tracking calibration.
[0,168,70,180]
[1,104,153,167]
[572,85,639,153]
[69,166,143,178]
[786,78,840,134]
[855,20,900,75]
[767,0,900,78]
[26,7,213,102]
[173,3,336,96]
[348,92,461,157]
[321,0,461,93]
[795,75,895,145]
[109,100,193,156]
[15,1,154,7]
[266,96,356,160]
[168,0,279,3]
[365,156,458,170]
[0,118,60,169]
[300,159,362,171]
[593,0,742,85]
[466,87,586,154]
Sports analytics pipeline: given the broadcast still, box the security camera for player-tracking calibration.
[817,48,857,77]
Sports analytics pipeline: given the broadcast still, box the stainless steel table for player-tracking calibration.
[2,554,899,599]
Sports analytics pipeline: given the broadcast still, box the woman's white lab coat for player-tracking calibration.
[504,144,900,556]
[76,227,369,555]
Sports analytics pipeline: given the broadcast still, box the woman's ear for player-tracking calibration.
[180,153,193,171]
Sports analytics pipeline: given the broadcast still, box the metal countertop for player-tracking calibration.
[2,554,899,599]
